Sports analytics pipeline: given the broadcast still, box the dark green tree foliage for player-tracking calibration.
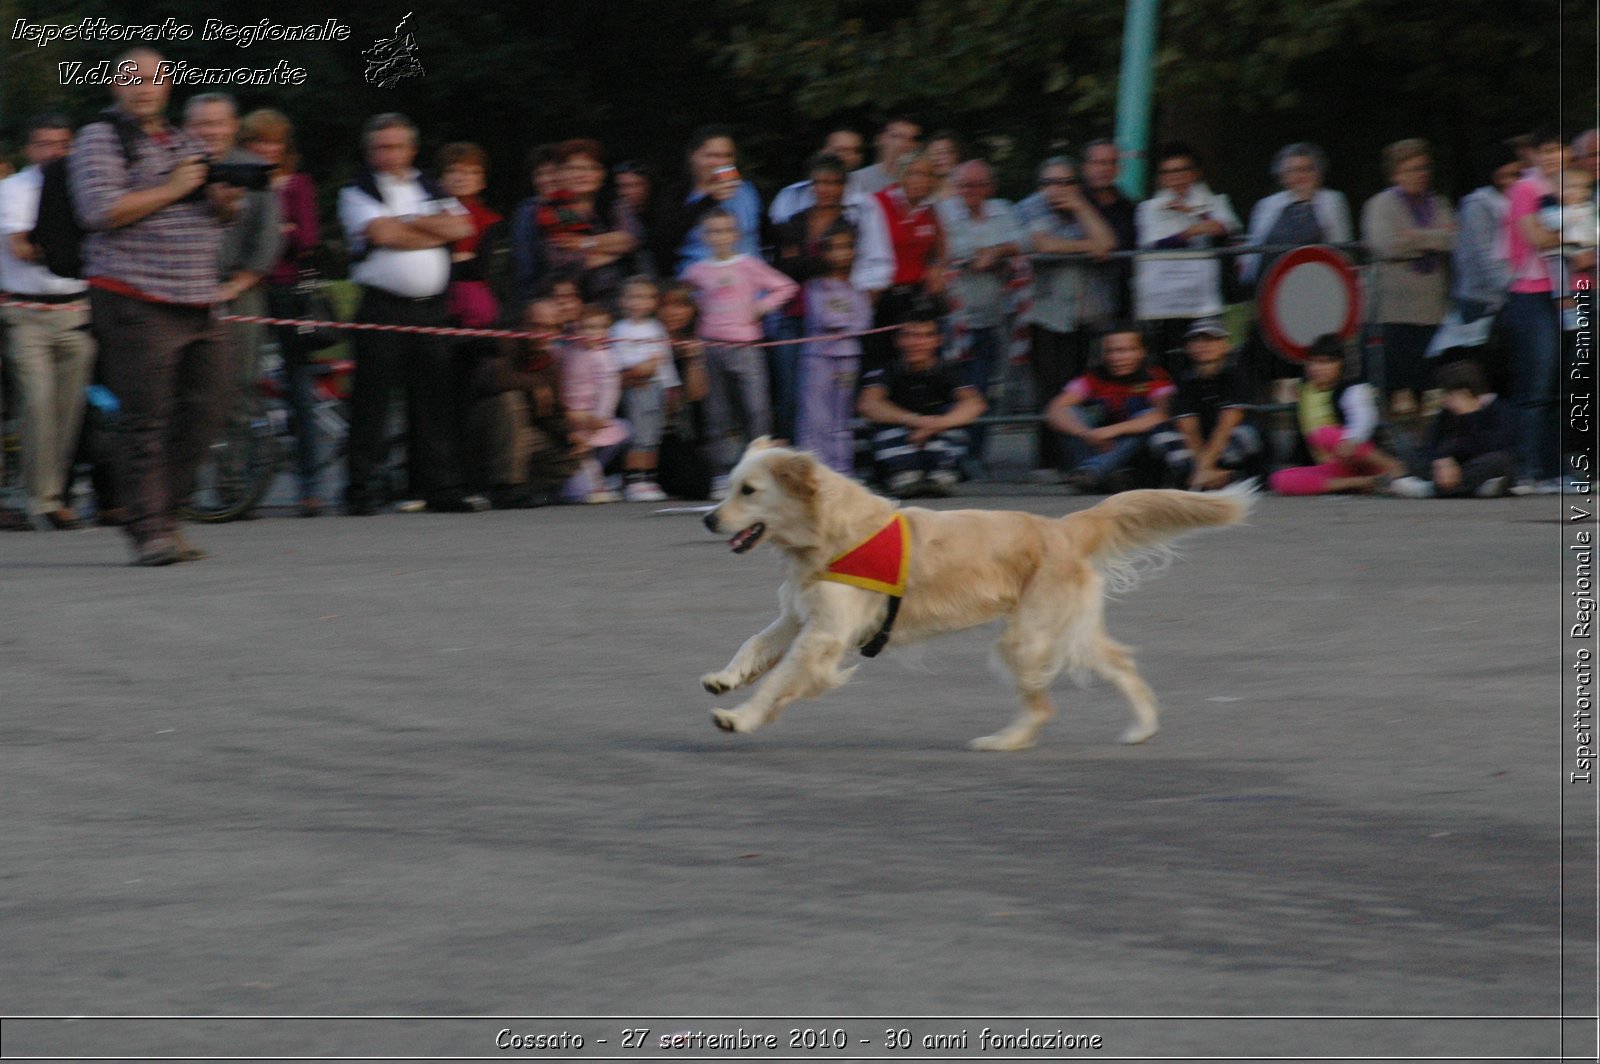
[2,0,1592,251]
[715,0,1594,203]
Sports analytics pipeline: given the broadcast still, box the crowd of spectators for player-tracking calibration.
[0,46,1595,561]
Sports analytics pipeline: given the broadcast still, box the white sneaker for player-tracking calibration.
[1387,476,1434,499]
[710,474,730,500]
[926,469,960,496]
[887,470,924,496]
[1473,476,1508,498]
[1532,477,1563,495]
[623,480,668,502]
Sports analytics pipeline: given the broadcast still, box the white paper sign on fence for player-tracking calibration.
[1135,254,1223,320]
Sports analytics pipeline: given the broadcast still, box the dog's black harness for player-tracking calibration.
[859,595,901,658]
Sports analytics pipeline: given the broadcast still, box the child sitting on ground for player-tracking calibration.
[797,223,872,475]
[610,275,682,502]
[1046,324,1175,494]
[1152,317,1262,490]
[856,299,987,497]
[1388,360,1516,498]
[1268,334,1406,496]
[560,304,632,504]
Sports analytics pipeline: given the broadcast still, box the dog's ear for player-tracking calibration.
[745,436,776,455]
[769,451,817,500]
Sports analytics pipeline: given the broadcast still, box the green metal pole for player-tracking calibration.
[1113,0,1161,200]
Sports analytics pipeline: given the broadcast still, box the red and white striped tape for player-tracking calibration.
[0,297,904,350]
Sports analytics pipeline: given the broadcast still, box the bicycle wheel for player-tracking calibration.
[185,392,281,522]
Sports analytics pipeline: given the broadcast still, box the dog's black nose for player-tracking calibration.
[702,509,719,533]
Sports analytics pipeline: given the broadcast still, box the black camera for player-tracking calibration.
[205,161,273,190]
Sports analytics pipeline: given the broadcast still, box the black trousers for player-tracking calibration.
[346,287,465,504]
[1029,324,1089,470]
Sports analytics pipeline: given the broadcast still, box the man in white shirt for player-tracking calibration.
[848,117,922,201]
[0,113,95,530]
[338,112,482,515]
[935,159,1022,477]
[768,127,866,226]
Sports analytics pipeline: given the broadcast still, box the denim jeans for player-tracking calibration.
[269,285,321,500]
[1500,291,1561,480]
[766,314,803,444]
[1069,433,1149,480]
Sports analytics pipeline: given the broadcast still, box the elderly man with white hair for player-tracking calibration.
[935,159,1022,476]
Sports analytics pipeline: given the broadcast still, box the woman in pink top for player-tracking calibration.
[1500,129,1582,489]
[680,208,798,488]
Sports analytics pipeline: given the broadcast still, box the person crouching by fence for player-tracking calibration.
[1385,360,1516,499]
[1046,323,1175,495]
[559,303,631,504]
[1151,318,1262,491]
[470,296,574,509]
[1268,334,1406,496]
[856,300,986,498]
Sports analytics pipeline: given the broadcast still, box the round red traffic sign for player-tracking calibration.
[1256,245,1362,361]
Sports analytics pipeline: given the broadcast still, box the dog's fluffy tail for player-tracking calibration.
[1069,481,1256,593]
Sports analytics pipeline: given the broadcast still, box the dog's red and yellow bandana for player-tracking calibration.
[818,513,910,656]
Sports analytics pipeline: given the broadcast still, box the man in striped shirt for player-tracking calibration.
[70,48,241,565]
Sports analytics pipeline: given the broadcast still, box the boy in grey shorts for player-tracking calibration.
[611,276,682,501]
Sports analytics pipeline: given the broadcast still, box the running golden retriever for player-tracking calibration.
[700,438,1254,750]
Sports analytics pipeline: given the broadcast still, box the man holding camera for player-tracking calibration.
[70,48,242,565]
[185,92,281,517]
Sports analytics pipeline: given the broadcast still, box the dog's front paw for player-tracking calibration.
[1119,723,1158,745]
[968,730,1036,752]
[701,671,736,695]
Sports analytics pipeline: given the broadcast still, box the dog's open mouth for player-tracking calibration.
[728,522,766,553]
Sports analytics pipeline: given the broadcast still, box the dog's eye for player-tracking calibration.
[740,483,756,496]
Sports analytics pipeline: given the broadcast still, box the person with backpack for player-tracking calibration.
[0,113,95,530]
[68,48,243,566]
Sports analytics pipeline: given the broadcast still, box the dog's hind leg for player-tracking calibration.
[711,627,854,735]
[702,612,800,695]
[969,621,1064,752]
[1094,637,1160,744]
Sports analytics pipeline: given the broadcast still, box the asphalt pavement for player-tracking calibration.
[0,483,1587,1062]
